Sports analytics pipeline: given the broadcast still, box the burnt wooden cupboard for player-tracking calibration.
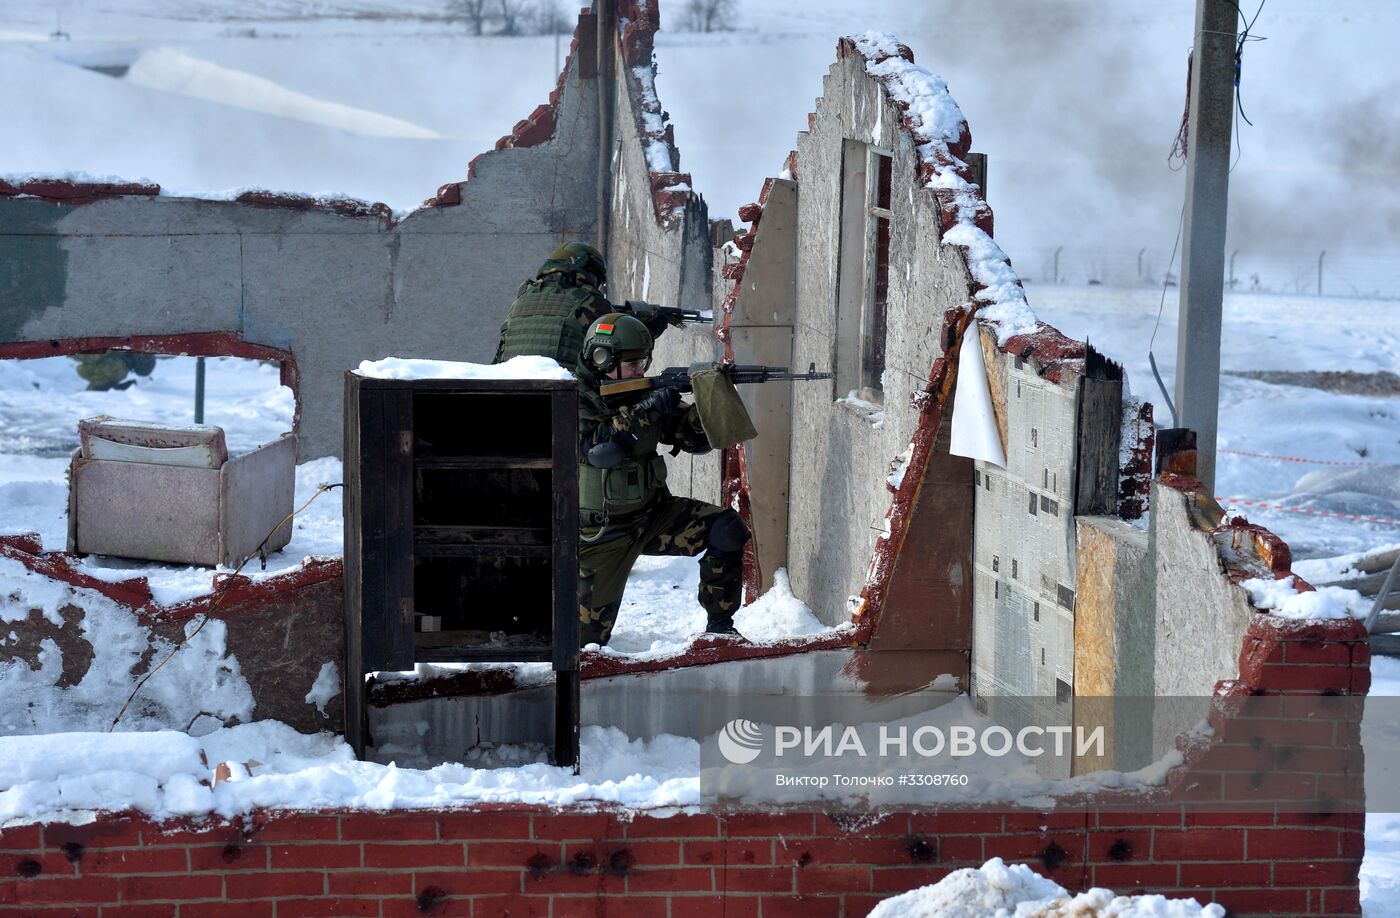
[343,373,580,767]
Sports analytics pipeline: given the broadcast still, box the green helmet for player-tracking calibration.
[540,241,607,287]
[581,313,652,375]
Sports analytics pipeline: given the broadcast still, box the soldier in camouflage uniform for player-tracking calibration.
[575,313,750,647]
[493,242,672,368]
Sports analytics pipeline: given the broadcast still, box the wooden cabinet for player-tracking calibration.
[343,373,579,767]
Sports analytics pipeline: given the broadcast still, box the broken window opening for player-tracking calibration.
[0,345,300,576]
[835,140,892,404]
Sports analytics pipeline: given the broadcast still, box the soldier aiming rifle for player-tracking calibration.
[574,313,830,648]
[493,241,711,369]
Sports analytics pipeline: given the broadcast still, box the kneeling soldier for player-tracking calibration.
[575,313,750,646]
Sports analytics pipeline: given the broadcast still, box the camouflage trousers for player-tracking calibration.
[578,495,742,647]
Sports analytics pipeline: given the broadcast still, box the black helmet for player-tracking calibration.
[541,241,607,289]
[581,313,652,376]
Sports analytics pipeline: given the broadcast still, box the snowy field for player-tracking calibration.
[4,0,1399,910]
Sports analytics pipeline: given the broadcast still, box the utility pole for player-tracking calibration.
[1173,0,1237,494]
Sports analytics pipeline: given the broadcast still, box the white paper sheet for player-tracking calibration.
[949,320,1007,468]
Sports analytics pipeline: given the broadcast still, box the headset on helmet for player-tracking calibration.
[582,313,652,375]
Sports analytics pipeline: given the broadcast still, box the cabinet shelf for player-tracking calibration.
[414,456,553,470]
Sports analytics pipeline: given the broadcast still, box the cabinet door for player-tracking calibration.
[356,382,416,673]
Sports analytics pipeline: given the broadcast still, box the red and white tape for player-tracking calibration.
[1216,497,1400,527]
[1219,448,1385,468]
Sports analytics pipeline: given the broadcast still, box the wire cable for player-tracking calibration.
[107,482,343,732]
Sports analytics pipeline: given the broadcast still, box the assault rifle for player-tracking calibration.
[599,362,832,399]
[621,299,713,326]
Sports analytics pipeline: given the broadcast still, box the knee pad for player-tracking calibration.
[708,509,751,554]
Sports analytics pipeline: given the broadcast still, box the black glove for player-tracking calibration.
[637,385,682,420]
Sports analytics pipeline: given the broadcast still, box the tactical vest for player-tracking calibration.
[494,274,601,367]
[578,398,668,524]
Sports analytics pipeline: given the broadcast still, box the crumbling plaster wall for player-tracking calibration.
[0,47,602,461]
[787,50,973,625]
[1150,481,1256,699]
[607,0,721,506]
[971,344,1082,721]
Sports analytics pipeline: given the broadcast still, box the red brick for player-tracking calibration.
[625,866,714,893]
[1095,808,1181,828]
[624,814,720,839]
[724,813,815,837]
[1089,862,1179,890]
[683,840,724,865]
[573,840,677,867]
[1177,860,1272,887]
[464,896,547,918]
[5,853,76,879]
[990,833,1086,868]
[521,869,623,895]
[141,822,241,847]
[815,813,906,837]
[225,870,324,899]
[1324,886,1363,913]
[1271,858,1361,886]
[1276,810,1354,829]
[116,873,223,902]
[1353,643,1372,667]
[1169,771,1223,802]
[1182,809,1277,827]
[722,866,793,894]
[1340,828,1365,859]
[670,894,760,918]
[908,812,1004,834]
[82,846,188,874]
[339,813,438,841]
[1002,812,1087,832]
[937,835,983,864]
[187,843,269,871]
[1257,663,1353,693]
[1078,830,1150,868]
[327,871,414,895]
[0,824,43,851]
[176,903,275,918]
[1153,828,1244,861]
[1223,770,1317,803]
[103,906,176,918]
[1213,886,1310,913]
[275,899,380,917]
[756,895,843,918]
[415,869,521,895]
[437,811,533,841]
[871,865,953,893]
[1247,828,1339,860]
[786,837,914,866]
[1282,641,1352,665]
[247,815,340,843]
[1352,665,1372,694]
[46,819,145,850]
[530,812,613,840]
[559,895,667,918]
[2,908,98,918]
[10,877,122,904]
[468,841,558,868]
[364,841,464,869]
[270,842,362,869]
[795,865,871,894]
[382,899,472,918]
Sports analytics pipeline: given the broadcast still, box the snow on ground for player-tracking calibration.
[869,857,1223,918]
[1363,657,1400,916]
[1027,284,1400,561]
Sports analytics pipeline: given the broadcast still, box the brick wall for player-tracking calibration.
[0,802,1362,917]
[0,614,1366,917]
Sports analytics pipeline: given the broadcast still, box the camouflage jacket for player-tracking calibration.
[577,381,710,519]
